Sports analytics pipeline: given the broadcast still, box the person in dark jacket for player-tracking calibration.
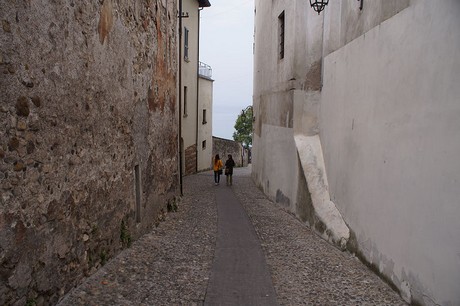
[224,154,236,186]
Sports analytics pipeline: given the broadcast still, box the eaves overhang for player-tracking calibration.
[198,0,211,8]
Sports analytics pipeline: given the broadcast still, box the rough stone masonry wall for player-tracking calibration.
[0,0,178,305]
[212,137,245,167]
[184,144,197,175]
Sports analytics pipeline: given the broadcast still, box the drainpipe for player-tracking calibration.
[178,0,183,195]
[320,4,325,89]
[195,7,203,173]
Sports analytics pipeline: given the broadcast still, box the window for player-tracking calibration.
[202,109,207,124]
[278,11,285,60]
[184,27,189,60]
[183,86,188,116]
[202,140,206,150]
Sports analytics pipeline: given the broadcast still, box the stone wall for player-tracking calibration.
[0,0,178,305]
[184,144,196,175]
[212,137,246,167]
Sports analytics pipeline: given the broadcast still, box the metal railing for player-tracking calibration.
[198,61,212,78]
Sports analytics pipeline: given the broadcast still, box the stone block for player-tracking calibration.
[31,96,41,107]
[15,97,29,117]
[8,137,19,151]
[13,161,25,172]
[16,120,27,131]
[8,262,32,290]
[2,20,11,33]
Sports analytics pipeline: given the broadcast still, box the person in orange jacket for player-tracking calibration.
[213,154,223,186]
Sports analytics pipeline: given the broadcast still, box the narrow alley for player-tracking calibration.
[58,167,405,305]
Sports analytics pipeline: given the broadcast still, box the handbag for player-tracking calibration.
[224,168,230,175]
[218,169,223,175]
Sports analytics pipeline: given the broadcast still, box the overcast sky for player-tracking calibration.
[199,0,254,140]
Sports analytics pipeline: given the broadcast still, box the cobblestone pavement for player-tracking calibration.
[232,167,406,306]
[60,167,406,305]
[59,172,218,306]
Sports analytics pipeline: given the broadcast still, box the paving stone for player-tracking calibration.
[233,167,406,306]
[59,167,406,305]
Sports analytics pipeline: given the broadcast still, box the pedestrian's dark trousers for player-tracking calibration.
[214,171,220,183]
[226,174,233,185]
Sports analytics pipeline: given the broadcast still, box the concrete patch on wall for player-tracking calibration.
[294,134,349,250]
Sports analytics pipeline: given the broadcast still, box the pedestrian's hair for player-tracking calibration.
[228,154,232,158]
[215,154,220,163]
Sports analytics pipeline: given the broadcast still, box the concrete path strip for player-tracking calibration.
[204,185,278,306]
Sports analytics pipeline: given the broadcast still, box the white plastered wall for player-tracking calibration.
[253,0,349,249]
[320,1,460,304]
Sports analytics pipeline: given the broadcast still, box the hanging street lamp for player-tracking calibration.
[309,0,329,15]
[309,0,363,15]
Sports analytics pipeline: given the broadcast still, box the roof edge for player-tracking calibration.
[198,0,211,8]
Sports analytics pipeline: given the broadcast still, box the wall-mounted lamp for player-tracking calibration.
[309,0,363,15]
[309,0,329,15]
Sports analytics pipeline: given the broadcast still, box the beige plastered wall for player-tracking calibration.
[181,0,199,170]
[198,76,213,171]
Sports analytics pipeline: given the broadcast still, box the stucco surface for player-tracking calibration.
[197,76,213,171]
[181,0,199,152]
[252,124,299,211]
[320,1,460,304]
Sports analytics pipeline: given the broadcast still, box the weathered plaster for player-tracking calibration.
[322,0,410,56]
[254,1,460,304]
[253,0,348,251]
[180,0,201,175]
[197,76,213,172]
[0,0,178,304]
[321,1,460,304]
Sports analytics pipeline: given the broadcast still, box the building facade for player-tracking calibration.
[179,0,212,176]
[198,62,214,171]
[253,0,460,305]
[1,0,179,304]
